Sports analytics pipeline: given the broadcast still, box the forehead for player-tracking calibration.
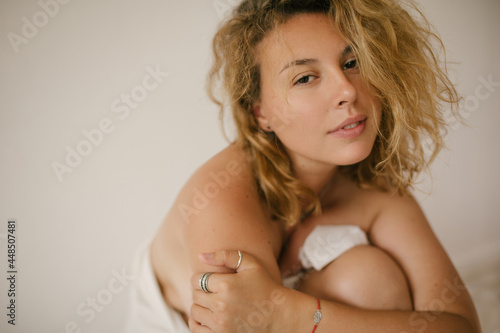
[256,13,348,71]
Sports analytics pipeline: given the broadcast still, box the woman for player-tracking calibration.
[130,0,480,332]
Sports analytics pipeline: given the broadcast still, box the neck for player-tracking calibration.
[289,156,338,196]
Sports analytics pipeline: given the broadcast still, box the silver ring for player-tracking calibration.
[199,272,213,293]
[235,250,242,270]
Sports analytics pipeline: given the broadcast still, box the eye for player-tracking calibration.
[343,59,359,70]
[294,75,315,86]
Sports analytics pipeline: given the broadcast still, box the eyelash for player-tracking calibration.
[343,59,358,70]
[294,75,315,86]
[292,59,359,86]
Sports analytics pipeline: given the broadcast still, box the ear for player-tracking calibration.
[252,102,272,132]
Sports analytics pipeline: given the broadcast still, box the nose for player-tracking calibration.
[329,70,357,108]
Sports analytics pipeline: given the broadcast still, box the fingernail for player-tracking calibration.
[201,252,213,259]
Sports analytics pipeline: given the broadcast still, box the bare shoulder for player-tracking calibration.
[371,191,425,225]
[323,176,425,234]
[362,189,428,243]
[325,181,432,251]
[175,143,262,224]
[169,143,282,280]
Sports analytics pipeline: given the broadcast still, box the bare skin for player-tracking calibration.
[183,149,481,331]
[186,13,480,332]
[152,142,479,331]
[151,143,413,321]
[153,12,480,332]
[150,143,285,321]
[279,171,414,311]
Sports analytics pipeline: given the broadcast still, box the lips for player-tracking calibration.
[327,115,368,139]
[328,115,367,133]
[342,121,361,130]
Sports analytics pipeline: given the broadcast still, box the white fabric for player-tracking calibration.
[298,225,369,271]
[123,243,190,333]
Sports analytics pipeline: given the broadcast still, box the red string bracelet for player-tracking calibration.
[312,298,322,333]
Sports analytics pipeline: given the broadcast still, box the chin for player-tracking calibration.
[334,144,374,166]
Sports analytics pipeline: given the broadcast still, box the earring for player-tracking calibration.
[267,126,271,130]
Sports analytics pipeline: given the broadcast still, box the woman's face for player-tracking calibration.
[254,13,381,172]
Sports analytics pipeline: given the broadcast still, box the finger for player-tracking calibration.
[191,272,231,296]
[189,317,214,333]
[193,289,213,309]
[191,272,204,291]
[198,250,257,272]
[191,272,220,293]
[190,304,215,331]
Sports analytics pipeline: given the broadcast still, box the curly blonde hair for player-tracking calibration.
[207,0,460,227]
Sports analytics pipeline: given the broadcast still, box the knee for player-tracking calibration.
[309,245,413,310]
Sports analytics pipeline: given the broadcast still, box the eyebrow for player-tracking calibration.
[342,45,353,58]
[280,58,318,74]
[279,46,353,74]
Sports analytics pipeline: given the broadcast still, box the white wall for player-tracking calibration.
[0,0,498,332]
[412,0,500,269]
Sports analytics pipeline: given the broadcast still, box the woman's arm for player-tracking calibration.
[176,152,283,312]
[191,250,477,332]
[189,195,480,332]
[368,195,480,331]
[150,145,284,316]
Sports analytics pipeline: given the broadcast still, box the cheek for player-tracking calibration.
[281,90,328,130]
[263,91,306,133]
[272,104,319,138]
[269,108,303,135]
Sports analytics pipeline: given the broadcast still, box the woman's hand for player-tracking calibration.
[189,250,288,333]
